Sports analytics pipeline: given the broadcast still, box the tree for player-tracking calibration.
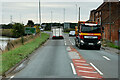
[12,23,25,38]
[27,20,34,27]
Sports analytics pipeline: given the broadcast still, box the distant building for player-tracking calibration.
[89,1,120,46]
[64,22,77,29]
[64,22,70,29]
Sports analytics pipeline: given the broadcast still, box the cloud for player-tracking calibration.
[2,2,102,24]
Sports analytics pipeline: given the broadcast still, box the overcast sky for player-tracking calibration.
[1,0,119,24]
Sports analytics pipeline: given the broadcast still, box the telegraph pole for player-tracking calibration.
[39,0,41,25]
[51,11,53,28]
[79,7,80,21]
[63,8,65,22]
[76,4,78,22]
[10,15,13,23]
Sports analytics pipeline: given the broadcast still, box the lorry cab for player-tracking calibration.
[75,22,102,50]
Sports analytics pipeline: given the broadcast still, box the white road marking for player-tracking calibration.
[78,70,97,73]
[75,60,86,62]
[103,56,110,61]
[65,42,66,45]
[70,63,77,75]
[72,43,74,45]
[90,63,103,75]
[76,66,93,69]
[81,76,97,78]
[75,63,89,66]
[10,75,14,79]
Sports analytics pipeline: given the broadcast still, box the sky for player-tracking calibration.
[0,0,118,25]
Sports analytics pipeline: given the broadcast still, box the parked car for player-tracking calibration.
[69,31,75,36]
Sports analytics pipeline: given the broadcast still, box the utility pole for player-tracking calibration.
[109,1,111,41]
[10,15,12,23]
[63,8,65,23]
[79,7,80,22]
[51,11,53,28]
[76,4,78,22]
[38,0,41,37]
[78,7,80,32]
[39,0,41,26]
[20,14,21,23]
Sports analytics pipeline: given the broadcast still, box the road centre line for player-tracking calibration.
[103,56,110,61]
[90,63,103,75]
[70,63,77,75]
[65,42,66,45]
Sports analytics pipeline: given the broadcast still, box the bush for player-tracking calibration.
[12,23,25,38]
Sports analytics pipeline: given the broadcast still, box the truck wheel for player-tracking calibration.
[96,46,100,50]
[75,41,78,47]
[78,43,82,49]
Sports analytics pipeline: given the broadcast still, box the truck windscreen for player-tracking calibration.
[81,25,101,33]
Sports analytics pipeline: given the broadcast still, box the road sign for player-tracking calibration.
[25,27,36,34]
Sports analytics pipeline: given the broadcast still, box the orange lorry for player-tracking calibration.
[75,21,103,50]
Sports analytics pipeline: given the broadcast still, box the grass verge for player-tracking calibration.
[0,33,49,75]
[106,42,120,50]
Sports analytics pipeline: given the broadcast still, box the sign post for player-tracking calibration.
[25,27,36,35]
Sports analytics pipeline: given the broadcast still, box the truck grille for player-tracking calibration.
[84,39,98,43]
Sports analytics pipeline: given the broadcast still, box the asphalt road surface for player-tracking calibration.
[8,32,119,79]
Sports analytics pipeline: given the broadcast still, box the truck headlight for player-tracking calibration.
[80,40,84,43]
[97,41,101,44]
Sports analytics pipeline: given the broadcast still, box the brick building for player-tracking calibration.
[89,1,120,46]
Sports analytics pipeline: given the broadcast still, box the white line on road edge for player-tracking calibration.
[70,63,77,75]
[103,56,110,61]
[90,63,103,75]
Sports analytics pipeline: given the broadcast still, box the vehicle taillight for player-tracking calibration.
[98,36,101,40]
[80,35,84,39]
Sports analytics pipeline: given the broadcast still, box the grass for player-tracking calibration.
[107,42,120,50]
[0,33,49,75]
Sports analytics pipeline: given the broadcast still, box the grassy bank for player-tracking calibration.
[0,33,49,75]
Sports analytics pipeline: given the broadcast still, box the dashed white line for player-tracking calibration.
[103,56,110,61]
[10,75,14,79]
[90,63,103,75]
[65,42,66,45]
[70,63,77,75]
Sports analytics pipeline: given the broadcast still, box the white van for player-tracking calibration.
[52,27,64,39]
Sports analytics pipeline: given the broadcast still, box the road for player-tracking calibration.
[8,32,119,79]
